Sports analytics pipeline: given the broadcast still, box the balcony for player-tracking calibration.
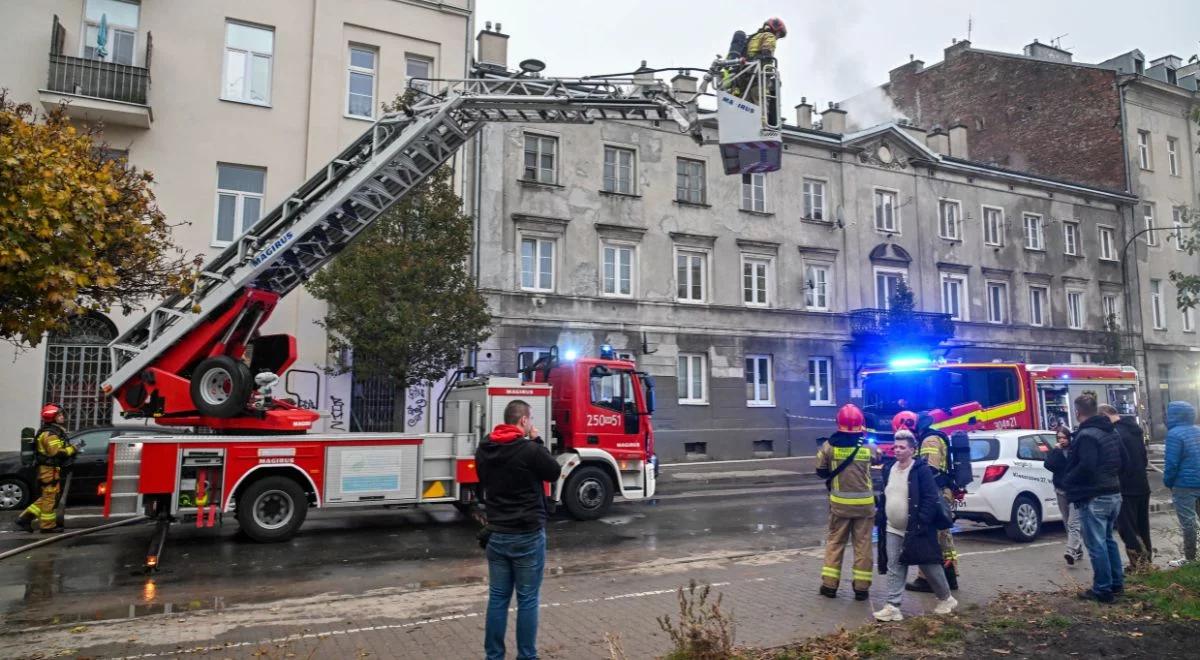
[847,308,955,347]
[38,15,152,128]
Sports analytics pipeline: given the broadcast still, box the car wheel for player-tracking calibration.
[1005,494,1041,543]
[0,476,31,510]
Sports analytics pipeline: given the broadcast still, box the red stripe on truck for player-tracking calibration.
[487,387,550,396]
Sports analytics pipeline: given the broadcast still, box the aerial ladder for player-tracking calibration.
[100,59,782,432]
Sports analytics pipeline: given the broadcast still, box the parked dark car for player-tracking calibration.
[0,426,161,511]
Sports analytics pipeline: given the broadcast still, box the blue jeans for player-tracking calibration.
[1079,493,1124,595]
[1172,487,1200,561]
[485,529,546,660]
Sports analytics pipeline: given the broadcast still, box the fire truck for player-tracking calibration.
[861,359,1141,455]
[98,58,780,565]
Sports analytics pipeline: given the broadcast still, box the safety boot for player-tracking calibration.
[12,517,34,533]
[819,585,838,598]
[854,589,870,601]
[905,576,934,593]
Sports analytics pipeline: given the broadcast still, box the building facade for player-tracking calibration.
[0,0,473,445]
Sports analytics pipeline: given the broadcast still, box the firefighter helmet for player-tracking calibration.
[40,404,63,422]
[892,410,919,433]
[836,404,865,433]
[764,17,787,38]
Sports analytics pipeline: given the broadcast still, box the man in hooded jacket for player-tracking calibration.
[1100,404,1152,569]
[1164,400,1200,566]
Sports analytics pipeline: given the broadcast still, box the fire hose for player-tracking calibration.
[0,516,146,562]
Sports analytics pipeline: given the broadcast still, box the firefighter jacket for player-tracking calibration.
[746,29,777,59]
[816,431,875,518]
[34,424,75,474]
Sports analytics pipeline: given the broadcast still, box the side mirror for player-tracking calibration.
[638,373,656,415]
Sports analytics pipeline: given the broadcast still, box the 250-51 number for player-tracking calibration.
[587,413,620,427]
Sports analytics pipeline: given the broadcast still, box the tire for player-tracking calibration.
[236,476,308,542]
[562,465,614,521]
[1005,494,1042,543]
[0,476,31,510]
[190,356,252,418]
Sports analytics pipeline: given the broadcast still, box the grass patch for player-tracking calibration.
[1043,614,1072,630]
[855,634,891,656]
[1127,562,1200,619]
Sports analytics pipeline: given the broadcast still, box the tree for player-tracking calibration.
[1098,313,1129,365]
[1169,107,1200,312]
[305,165,491,389]
[0,94,187,346]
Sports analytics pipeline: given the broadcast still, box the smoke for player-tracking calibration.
[840,86,908,132]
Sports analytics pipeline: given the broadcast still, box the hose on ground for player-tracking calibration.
[0,516,146,561]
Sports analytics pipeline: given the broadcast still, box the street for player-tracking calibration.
[0,458,1182,659]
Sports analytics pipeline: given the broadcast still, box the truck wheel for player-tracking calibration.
[1005,494,1041,543]
[236,476,308,542]
[190,356,251,418]
[563,465,614,521]
[0,476,31,510]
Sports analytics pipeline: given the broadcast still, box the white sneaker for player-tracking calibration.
[873,603,903,622]
[934,596,959,615]
[1168,558,1191,568]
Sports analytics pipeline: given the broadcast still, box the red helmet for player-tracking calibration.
[892,411,919,433]
[41,404,63,422]
[836,404,865,433]
[765,17,787,38]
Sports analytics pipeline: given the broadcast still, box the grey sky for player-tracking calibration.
[474,0,1199,113]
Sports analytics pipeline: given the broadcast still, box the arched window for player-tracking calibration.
[42,313,117,432]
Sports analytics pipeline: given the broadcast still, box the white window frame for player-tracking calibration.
[1066,290,1085,329]
[873,267,907,310]
[1029,285,1050,327]
[600,241,636,298]
[802,177,827,221]
[1151,279,1166,330]
[212,163,265,247]
[1063,221,1079,256]
[986,280,1008,324]
[1023,213,1044,250]
[808,357,834,406]
[805,264,831,311]
[345,44,377,119]
[517,346,551,372]
[742,172,766,212]
[676,157,706,204]
[1172,207,1186,251]
[519,235,556,292]
[1137,130,1151,170]
[940,273,968,321]
[1102,294,1120,326]
[1184,306,1196,333]
[677,353,708,405]
[982,205,1005,247]
[1098,225,1116,261]
[222,20,274,106]
[675,247,709,304]
[1144,203,1158,246]
[81,0,139,65]
[405,55,432,94]
[745,354,775,407]
[741,255,772,307]
[873,188,900,233]
[522,133,558,184]
[938,199,962,241]
[603,145,637,195]
[1167,137,1180,176]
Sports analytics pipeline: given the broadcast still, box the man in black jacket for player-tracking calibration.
[476,400,563,660]
[1063,394,1127,603]
[1101,404,1152,569]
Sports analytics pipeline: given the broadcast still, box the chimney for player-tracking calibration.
[476,22,509,71]
[900,122,927,144]
[671,73,697,98]
[948,123,968,159]
[944,39,972,61]
[926,127,950,155]
[888,57,925,86]
[820,102,847,134]
[795,97,813,129]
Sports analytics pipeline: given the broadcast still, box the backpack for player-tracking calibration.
[20,427,36,468]
[947,430,974,491]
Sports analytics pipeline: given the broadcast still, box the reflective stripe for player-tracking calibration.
[821,566,841,578]
[852,569,873,580]
[919,448,940,456]
[830,493,875,506]
[25,505,42,516]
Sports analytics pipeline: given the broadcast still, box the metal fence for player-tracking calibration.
[42,315,117,432]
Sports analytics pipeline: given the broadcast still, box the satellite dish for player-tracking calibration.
[519,59,546,74]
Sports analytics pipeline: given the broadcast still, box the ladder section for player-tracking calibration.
[105,440,144,516]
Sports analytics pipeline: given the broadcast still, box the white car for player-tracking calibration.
[955,429,1063,542]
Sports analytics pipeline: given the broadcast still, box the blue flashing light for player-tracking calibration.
[888,355,932,369]
[599,344,615,360]
[563,349,579,361]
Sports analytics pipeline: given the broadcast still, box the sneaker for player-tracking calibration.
[1078,589,1114,603]
[819,585,838,598]
[934,596,959,615]
[873,603,904,622]
[1168,558,1191,568]
[905,577,934,593]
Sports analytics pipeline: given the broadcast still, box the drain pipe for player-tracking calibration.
[0,516,146,562]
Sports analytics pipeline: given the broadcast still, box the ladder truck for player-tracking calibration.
[98,58,782,565]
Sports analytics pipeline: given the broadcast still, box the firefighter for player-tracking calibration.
[12,404,77,533]
[746,17,787,61]
[816,403,876,600]
[907,412,960,591]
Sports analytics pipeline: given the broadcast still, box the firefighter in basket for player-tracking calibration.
[816,404,876,600]
[13,405,78,533]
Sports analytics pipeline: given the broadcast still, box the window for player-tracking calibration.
[805,264,830,311]
[346,46,377,118]
[676,158,706,204]
[520,237,554,291]
[808,357,833,405]
[939,200,962,240]
[1137,130,1151,170]
[1172,207,1186,251]
[745,355,774,406]
[1029,286,1049,327]
[986,281,1008,324]
[1168,137,1180,176]
[941,274,967,321]
[1103,294,1120,326]
[874,189,898,232]
[406,56,432,94]
[1063,221,1079,256]
[223,21,274,104]
[676,249,707,302]
[1151,279,1166,329]
[522,134,557,184]
[213,163,265,245]
[874,268,906,310]
[1023,213,1044,250]
[590,367,635,414]
[742,256,770,306]
[1066,290,1084,329]
[517,347,550,372]
[1144,204,1158,246]
[1017,435,1049,462]
[83,0,139,65]
[603,146,636,194]
[1184,306,1196,333]
[803,178,826,221]
[1099,226,1116,261]
[601,243,634,297]
[983,206,1004,246]
[677,353,707,404]
[742,173,766,212]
